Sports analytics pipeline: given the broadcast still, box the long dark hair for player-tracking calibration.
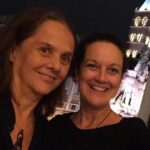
[0,8,76,117]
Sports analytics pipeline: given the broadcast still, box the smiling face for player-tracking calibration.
[76,41,123,109]
[10,20,75,98]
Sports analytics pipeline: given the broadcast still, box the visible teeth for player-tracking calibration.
[41,74,54,82]
[92,86,106,91]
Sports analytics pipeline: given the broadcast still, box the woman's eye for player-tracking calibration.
[86,64,98,70]
[108,68,119,75]
[39,47,50,55]
[61,55,71,65]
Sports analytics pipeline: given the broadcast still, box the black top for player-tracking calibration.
[47,113,150,150]
[0,91,49,150]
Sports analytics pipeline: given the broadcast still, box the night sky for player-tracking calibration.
[0,0,145,41]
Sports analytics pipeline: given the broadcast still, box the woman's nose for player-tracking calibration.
[95,69,107,82]
[47,56,61,73]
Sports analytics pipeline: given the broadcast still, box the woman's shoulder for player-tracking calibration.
[120,117,147,129]
[45,112,74,139]
[117,117,150,149]
[118,117,149,140]
[48,112,73,126]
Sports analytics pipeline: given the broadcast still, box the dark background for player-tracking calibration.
[0,0,145,41]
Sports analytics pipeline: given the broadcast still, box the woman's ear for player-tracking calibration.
[9,45,17,62]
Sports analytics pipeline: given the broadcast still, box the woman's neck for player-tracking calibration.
[72,105,122,129]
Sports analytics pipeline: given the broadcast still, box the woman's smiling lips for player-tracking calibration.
[38,72,57,83]
[89,84,109,92]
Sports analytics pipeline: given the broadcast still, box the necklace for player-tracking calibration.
[13,129,24,150]
[71,109,112,149]
[13,123,24,150]
[96,109,112,128]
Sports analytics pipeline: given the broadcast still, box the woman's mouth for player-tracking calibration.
[90,85,108,92]
[39,72,56,83]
